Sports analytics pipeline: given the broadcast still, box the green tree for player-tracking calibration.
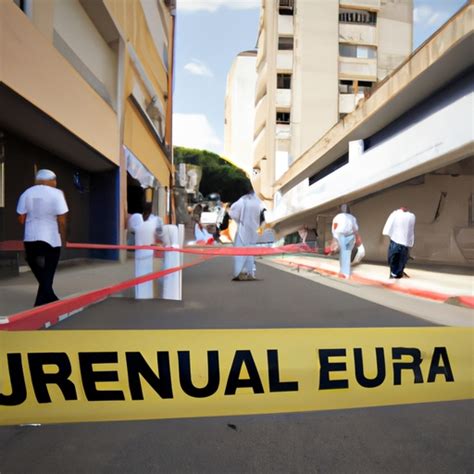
[174,147,250,203]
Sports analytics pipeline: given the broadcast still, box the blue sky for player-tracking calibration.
[173,0,467,155]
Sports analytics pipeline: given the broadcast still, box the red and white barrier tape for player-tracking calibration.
[0,240,316,256]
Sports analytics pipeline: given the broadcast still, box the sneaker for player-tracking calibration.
[232,273,247,281]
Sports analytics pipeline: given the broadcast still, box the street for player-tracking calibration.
[0,258,472,473]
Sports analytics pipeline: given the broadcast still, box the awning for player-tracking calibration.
[124,146,157,188]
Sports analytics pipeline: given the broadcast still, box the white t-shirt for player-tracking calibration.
[332,213,359,238]
[16,185,69,247]
[383,209,416,247]
[128,214,163,245]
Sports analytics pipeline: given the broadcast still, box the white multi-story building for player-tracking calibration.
[224,51,257,176]
[270,3,474,266]
[252,0,412,206]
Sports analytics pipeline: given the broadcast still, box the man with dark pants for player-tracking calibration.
[383,207,416,279]
[17,169,68,306]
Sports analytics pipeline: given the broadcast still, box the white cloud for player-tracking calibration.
[184,59,214,77]
[173,113,223,153]
[413,5,442,26]
[178,0,260,13]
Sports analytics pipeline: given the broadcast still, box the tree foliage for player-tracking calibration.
[174,147,250,203]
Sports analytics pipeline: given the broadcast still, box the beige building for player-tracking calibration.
[270,3,473,266]
[224,50,257,176]
[252,0,412,206]
[0,0,175,273]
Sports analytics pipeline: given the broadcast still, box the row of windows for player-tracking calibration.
[278,36,294,50]
[339,44,377,59]
[339,9,376,25]
[276,111,290,124]
[339,80,374,94]
[279,0,294,16]
[277,73,291,89]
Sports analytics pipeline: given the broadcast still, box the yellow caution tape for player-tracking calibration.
[1,328,472,425]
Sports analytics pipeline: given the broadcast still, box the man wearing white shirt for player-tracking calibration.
[16,169,69,306]
[382,207,416,279]
[332,204,359,278]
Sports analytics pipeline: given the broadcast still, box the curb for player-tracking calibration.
[273,258,474,309]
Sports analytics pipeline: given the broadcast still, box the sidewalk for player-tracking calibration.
[0,257,144,317]
[270,254,474,308]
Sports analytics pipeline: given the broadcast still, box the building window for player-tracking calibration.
[339,44,376,59]
[278,36,294,50]
[279,0,294,15]
[339,79,374,94]
[276,111,290,124]
[277,73,292,89]
[339,9,376,25]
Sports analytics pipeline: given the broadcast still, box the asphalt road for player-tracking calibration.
[0,258,472,473]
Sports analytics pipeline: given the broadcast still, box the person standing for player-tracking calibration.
[16,169,69,306]
[331,204,359,278]
[128,203,164,299]
[383,207,416,278]
[229,181,262,281]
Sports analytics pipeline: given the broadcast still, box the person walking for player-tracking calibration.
[229,181,262,281]
[16,169,69,306]
[128,203,163,299]
[331,204,359,279]
[383,207,416,278]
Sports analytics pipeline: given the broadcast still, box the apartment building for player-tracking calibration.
[0,0,175,274]
[252,0,412,206]
[271,3,473,266]
[224,50,257,176]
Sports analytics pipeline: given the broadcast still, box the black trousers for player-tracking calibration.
[24,241,61,307]
[388,240,409,278]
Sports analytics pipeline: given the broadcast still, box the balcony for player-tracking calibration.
[339,57,377,80]
[278,15,293,35]
[256,31,266,70]
[253,126,266,165]
[340,0,380,9]
[255,62,267,103]
[339,23,376,45]
[277,51,293,71]
[254,94,268,136]
[276,88,291,108]
[275,124,291,140]
[339,93,365,114]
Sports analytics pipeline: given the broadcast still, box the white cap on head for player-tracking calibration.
[35,169,56,181]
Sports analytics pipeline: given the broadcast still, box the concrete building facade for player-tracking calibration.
[251,0,413,206]
[0,0,175,274]
[270,3,473,267]
[224,50,257,176]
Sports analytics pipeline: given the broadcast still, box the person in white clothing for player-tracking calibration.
[331,204,359,278]
[194,221,214,245]
[229,181,262,281]
[383,207,416,278]
[128,203,163,299]
[16,169,69,306]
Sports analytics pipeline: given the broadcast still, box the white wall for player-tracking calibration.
[273,89,473,222]
[351,172,474,264]
[224,54,257,176]
[291,0,339,160]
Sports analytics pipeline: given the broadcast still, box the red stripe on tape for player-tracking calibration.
[0,240,316,256]
[2,256,212,331]
[66,242,316,256]
[0,241,23,251]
